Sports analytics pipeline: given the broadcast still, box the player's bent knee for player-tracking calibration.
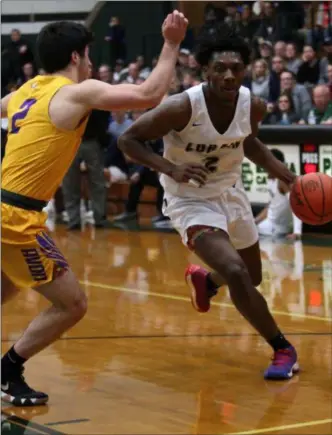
[222,261,250,287]
[68,290,88,322]
[36,269,88,321]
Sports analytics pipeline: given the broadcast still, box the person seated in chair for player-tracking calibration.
[113,138,170,226]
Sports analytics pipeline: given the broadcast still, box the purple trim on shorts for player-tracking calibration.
[36,231,69,270]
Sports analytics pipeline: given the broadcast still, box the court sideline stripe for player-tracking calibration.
[79,280,332,323]
[228,418,332,434]
[2,331,331,344]
[46,418,90,426]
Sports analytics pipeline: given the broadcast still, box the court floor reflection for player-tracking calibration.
[2,227,332,434]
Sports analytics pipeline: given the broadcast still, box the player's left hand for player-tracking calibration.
[279,170,297,187]
[162,10,188,46]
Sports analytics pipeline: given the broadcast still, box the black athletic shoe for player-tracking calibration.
[1,367,48,406]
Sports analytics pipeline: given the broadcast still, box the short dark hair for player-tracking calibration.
[270,148,285,163]
[36,21,93,73]
[194,24,251,67]
[281,70,296,79]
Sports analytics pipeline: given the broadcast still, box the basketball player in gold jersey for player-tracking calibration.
[1,13,189,406]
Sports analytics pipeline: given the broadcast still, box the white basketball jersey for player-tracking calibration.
[160,84,252,198]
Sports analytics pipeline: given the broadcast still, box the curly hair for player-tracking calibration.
[194,24,251,67]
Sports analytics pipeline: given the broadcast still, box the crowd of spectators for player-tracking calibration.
[1,1,332,228]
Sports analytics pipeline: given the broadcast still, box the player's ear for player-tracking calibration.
[71,51,80,65]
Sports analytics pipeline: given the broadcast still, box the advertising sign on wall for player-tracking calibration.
[241,144,300,204]
[320,145,332,176]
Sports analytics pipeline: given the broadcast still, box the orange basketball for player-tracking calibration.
[290,173,332,225]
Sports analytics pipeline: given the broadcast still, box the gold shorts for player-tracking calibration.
[1,203,69,289]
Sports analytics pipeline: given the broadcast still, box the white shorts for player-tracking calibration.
[163,184,258,250]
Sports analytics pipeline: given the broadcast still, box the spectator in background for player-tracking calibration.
[269,55,286,102]
[104,110,133,186]
[263,93,300,125]
[18,62,35,86]
[245,59,270,101]
[1,45,15,95]
[62,73,110,230]
[113,135,169,227]
[105,16,126,67]
[254,2,276,43]
[319,37,332,83]
[322,37,332,64]
[271,55,286,76]
[233,3,259,43]
[198,3,222,38]
[122,62,140,83]
[274,1,305,43]
[224,2,238,28]
[257,39,273,66]
[136,55,151,80]
[98,64,112,83]
[274,41,286,59]
[6,28,34,79]
[285,43,302,75]
[304,84,332,124]
[108,110,133,138]
[280,71,312,120]
[113,59,125,83]
[297,45,326,87]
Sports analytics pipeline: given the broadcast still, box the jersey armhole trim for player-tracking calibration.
[47,84,89,133]
[47,84,75,133]
[174,92,194,135]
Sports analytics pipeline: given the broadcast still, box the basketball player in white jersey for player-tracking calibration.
[118,25,299,380]
[255,148,302,239]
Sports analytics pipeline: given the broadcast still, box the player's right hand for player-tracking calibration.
[170,163,208,186]
[162,10,188,46]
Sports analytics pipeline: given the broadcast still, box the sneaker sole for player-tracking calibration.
[185,272,210,313]
[264,362,300,380]
[1,391,49,407]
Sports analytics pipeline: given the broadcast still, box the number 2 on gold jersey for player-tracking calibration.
[11,98,37,134]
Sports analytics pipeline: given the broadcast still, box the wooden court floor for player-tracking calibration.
[2,225,332,435]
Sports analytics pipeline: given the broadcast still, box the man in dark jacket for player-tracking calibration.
[6,29,34,80]
[62,109,110,229]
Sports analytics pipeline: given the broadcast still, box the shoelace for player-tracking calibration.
[271,349,292,366]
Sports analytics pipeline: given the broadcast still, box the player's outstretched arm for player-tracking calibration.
[118,94,208,186]
[70,11,187,112]
[244,97,296,185]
